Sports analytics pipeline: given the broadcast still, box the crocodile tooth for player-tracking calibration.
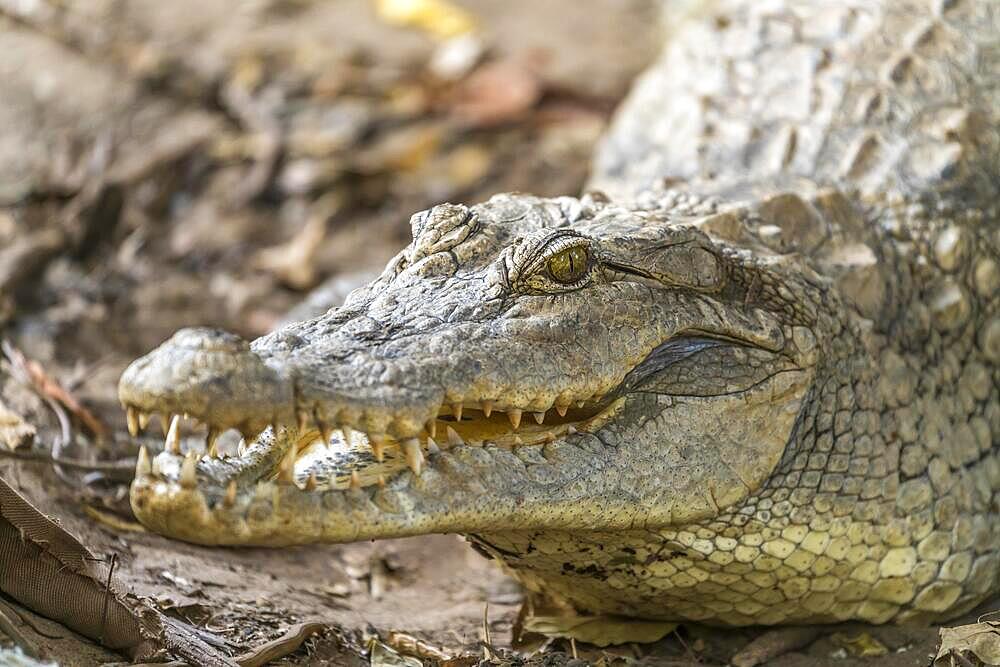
[377,474,386,487]
[240,425,258,447]
[136,446,152,477]
[533,411,545,425]
[206,428,220,457]
[508,409,522,430]
[481,401,493,418]
[350,470,361,489]
[555,403,569,417]
[296,408,310,432]
[138,411,151,430]
[403,438,423,475]
[446,425,464,447]
[343,426,356,447]
[426,436,440,454]
[180,451,198,488]
[303,473,318,491]
[316,413,333,444]
[369,434,386,462]
[567,425,578,434]
[576,400,586,409]
[451,403,463,421]
[165,414,182,455]
[278,445,297,483]
[426,419,437,438]
[126,406,140,436]
[238,439,247,457]
[223,480,237,507]
[513,435,523,446]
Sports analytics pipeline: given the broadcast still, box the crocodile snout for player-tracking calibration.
[118,327,295,441]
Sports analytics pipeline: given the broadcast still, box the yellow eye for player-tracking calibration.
[547,245,590,284]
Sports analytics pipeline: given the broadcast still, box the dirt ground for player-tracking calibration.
[0,1,995,666]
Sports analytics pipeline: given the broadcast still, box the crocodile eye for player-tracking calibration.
[547,246,590,284]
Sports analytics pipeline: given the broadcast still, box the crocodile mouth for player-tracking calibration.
[127,395,622,493]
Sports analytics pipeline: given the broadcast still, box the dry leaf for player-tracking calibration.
[429,33,485,80]
[2,341,106,438]
[523,614,676,647]
[832,632,888,657]
[934,620,1000,666]
[252,193,341,290]
[0,400,35,450]
[445,144,492,191]
[369,637,424,666]
[386,631,452,662]
[373,0,477,39]
[450,61,542,128]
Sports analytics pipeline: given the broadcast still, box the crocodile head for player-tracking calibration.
[121,192,829,546]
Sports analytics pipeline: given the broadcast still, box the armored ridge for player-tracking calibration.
[119,0,998,626]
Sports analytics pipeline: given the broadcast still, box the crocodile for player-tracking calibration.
[119,0,1000,626]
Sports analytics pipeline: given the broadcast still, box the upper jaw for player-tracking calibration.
[118,327,296,440]
[118,320,630,483]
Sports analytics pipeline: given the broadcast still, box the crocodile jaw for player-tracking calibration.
[121,195,819,547]
[129,361,811,546]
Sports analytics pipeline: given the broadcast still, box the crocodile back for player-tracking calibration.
[591,0,1000,206]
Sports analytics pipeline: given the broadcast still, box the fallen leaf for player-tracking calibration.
[369,637,423,666]
[372,0,477,40]
[1,341,106,438]
[731,627,820,667]
[252,193,342,289]
[429,33,485,80]
[445,144,492,191]
[0,477,162,659]
[81,505,146,534]
[833,631,888,658]
[386,631,452,662]
[0,400,35,451]
[523,614,677,647]
[450,61,542,128]
[935,620,1000,666]
[236,621,329,667]
[356,123,444,174]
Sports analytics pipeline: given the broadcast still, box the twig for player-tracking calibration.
[45,391,74,485]
[0,448,135,473]
[82,505,146,533]
[481,602,497,661]
[219,83,283,208]
[99,553,118,646]
[234,621,328,667]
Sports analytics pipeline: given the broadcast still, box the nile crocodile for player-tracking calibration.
[119,0,1000,626]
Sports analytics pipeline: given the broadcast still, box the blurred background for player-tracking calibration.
[0,0,658,364]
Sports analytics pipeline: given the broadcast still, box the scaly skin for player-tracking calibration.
[119,0,999,626]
